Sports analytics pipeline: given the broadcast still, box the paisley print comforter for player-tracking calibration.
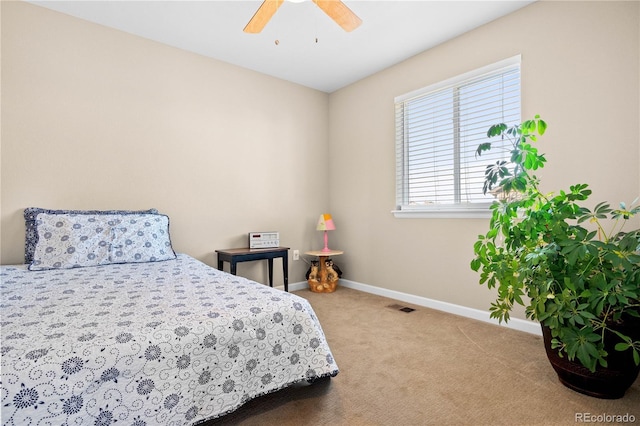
[0,254,338,425]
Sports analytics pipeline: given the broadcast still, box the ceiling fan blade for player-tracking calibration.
[312,0,362,32]
[243,0,284,33]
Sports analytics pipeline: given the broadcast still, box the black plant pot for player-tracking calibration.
[542,321,640,399]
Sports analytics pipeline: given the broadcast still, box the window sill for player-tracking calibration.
[391,208,492,219]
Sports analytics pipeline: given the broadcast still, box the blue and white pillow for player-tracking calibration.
[24,207,158,264]
[110,214,176,263]
[29,214,115,270]
[27,211,176,270]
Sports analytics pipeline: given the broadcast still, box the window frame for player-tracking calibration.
[393,55,521,219]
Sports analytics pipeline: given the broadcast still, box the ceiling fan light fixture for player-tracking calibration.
[244,0,361,34]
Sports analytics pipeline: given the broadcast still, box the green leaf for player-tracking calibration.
[615,342,630,351]
[470,258,481,271]
[487,123,507,137]
[537,119,547,135]
[475,142,492,157]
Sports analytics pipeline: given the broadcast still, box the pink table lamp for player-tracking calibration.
[316,213,336,253]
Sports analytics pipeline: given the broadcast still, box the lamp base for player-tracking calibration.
[322,230,331,252]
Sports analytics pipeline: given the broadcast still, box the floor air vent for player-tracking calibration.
[387,304,415,313]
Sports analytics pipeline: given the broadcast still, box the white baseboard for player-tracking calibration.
[287,279,541,336]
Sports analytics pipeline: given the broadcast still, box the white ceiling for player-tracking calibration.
[28,0,534,93]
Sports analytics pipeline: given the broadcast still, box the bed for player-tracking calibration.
[0,208,339,425]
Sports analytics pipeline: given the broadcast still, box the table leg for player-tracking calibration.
[283,255,288,292]
[267,258,274,287]
[230,261,237,275]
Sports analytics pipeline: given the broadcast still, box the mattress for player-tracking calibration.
[0,253,338,425]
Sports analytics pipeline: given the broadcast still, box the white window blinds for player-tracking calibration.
[394,56,521,218]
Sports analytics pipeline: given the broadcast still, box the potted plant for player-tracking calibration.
[470,115,640,398]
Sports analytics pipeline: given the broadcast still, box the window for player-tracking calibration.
[394,56,521,218]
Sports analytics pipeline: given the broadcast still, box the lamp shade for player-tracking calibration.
[316,213,335,231]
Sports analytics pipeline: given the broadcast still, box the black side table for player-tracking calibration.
[215,247,289,292]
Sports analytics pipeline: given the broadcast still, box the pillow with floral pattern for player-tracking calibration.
[29,213,115,270]
[24,208,158,264]
[110,214,176,263]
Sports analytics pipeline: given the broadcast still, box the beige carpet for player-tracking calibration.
[206,287,640,425]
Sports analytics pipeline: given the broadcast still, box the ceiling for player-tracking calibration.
[28,0,534,93]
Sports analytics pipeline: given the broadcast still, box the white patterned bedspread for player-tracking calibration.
[0,254,338,425]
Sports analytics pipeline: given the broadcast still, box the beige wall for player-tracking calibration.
[328,1,640,317]
[2,2,639,320]
[0,1,330,284]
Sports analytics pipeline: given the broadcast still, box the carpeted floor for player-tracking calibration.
[206,287,640,425]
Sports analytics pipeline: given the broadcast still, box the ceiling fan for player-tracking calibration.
[243,0,362,34]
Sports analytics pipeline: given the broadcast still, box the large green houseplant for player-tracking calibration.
[470,116,640,398]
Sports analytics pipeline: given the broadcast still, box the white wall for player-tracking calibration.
[327,1,640,318]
